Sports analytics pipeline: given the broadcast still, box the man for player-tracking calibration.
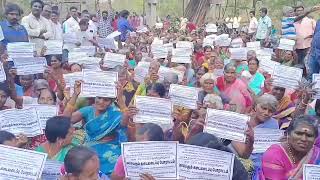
[118,10,135,42]
[63,6,80,34]
[294,5,317,65]
[0,3,28,53]
[51,11,63,40]
[255,8,272,47]
[81,10,97,38]
[97,0,114,38]
[309,20,320,78]
[41,4,52,20]
[21,0,52,55]
[248,10,258,38]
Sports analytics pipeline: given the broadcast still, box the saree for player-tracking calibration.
[248,72,265,95]
[79,105,128,175]
[261,144,320,180]
[273,96,296,130]
[216,76,253,113]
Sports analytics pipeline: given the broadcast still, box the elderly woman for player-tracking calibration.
[246,58,265,96]
[36,116,75,162]
[63,81,127,175]
[215,63,253,113]
[135,60,160,96]
[276,49,297,67]
[262,115,320,180]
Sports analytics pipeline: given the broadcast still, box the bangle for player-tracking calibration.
[120,107,129,113]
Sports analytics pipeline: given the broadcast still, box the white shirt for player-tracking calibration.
[51,21,63,40]
[87,20,98,37]
[63,17,80,34]
[248,17,258,34]
[21,13,53,54]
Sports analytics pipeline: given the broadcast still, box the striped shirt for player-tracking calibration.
[281,17,296,39]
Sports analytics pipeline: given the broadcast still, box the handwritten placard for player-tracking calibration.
[272,65,303,89]
[13,57,47,75]
[103,52,126,68]
[169,84,198,109]
[24,105,58,130]
[253,128,284,153]
[44,40,63,55]
[303,164,320,180]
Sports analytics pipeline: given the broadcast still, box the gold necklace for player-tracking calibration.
[287,142,296,164]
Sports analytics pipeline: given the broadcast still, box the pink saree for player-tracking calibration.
[261,144,320,180]
[216,76,253,113]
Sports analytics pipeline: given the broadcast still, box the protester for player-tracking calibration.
[118,10,134,42]
[248,10,258,39]
[50,11,63,40]
[0,131,28,148]
[255,8,272,47]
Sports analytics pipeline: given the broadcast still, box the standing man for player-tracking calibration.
[0,3,28,53]
[41,4,52,20]
[118,10,135,42]
[51,11,63,40]
[248,10,258,39]
[63,6,80,34]
[21,0,53,55]
[97,0,114,38]
[294,5,317,65]
[81,10,97,38]
[255,8,272,47]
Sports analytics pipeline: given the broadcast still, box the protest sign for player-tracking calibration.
[178,144,234,180]
[246,41,261,51]
[172,48,192,64]
[121,141,178,179]
[106,31,122,39]
[22,96,38,107]
[151,44,168,59]
[176,41,194,50]
[278,38,295,51]
[103,52,126,68]
[0,63,6,82]
[0,108,42,137]
[272,65,303,89]
[63,33,79,44]
[169,84,198,109]
[7,42,35,58]
[303,164,320,180]
[205,23,218,33]
[41,160,63,180]
[205,109,249,142]
[253,128,284,153]
[71,46,96,57]
[259,59,280,75]
[170,68,185,82]
[81,70,118,98]
[97,37,117,49]
[312,74,320,99]
[13,57,47,75]
[24,105,58,130]
[134,96,173,125]
[229,48,247,60]
[0,145,47,180]
[68,52,88,62]
[44,40,63,55]
[69,56,101,67]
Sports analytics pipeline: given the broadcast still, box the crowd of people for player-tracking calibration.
[1,0,320,179]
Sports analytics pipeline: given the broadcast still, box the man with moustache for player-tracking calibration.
[0,3,28,53]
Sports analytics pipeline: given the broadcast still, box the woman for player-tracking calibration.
[36,116,75,162]
[215,63,253,113]
[63,81,127,175]
[213,57,224,77]
[0,82,11,110]
[111,123,164,180]
[271,86,296,129]
[249,94,279,180]
[276,49,297,67]
[262,115,320,180]
[46,55,68,93]
[246,58,265,96]
[0,130,28,148]
[200,45,215,70]
[60,146,108,180]
[198,73,219,104]
[187,133,249,180]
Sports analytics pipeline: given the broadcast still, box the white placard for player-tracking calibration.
[7,42,35,58]
[246,41,261,51]
[205,109,249,142]
[178,144,234,180]
[44,40,63,55]
[22,96,38,106]
[169,84,198,109]
[151,44,168,59]
[13,57,47,75]
[41,160,63,180]
[172,48,192,64]
[303,164,320,180]
[97,37,117,50]
[0,63,6,82]
[71,46,96,57]
[229,48,247,60]
[24,105,58,130]
[103,52,126,68]
[0,108,42,137]
[134,96,173,125]
[81,70,118,98]
[259,59,280,75]
[107,31,122,39]
[63,72,83,88]
[272,65,303,89]
[158,66,171,82]
[69,56,101,66]
[0,145,47,180]
[278,38,295,51]
[205,23,218,33]
[176,41,194,50]
[253,128,284,153]
[63,33,79,44]
[134,66,149,83]
[122,141,178,179]
[170,68,185,82]
[68,52,88,62]
[312,74,320,99]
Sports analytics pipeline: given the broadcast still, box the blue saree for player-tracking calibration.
[79,105,128,175]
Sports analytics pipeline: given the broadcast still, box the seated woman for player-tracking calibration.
[36,116,75,162]
[63,81,127,175]
[111,123,164,180]
[0,131,28,148]
[215,63,253,113]
[245,58,265,96]
[275,49,297,67]
[262,115,320,180]
[60,146,109,180]
[187,133,249,180]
